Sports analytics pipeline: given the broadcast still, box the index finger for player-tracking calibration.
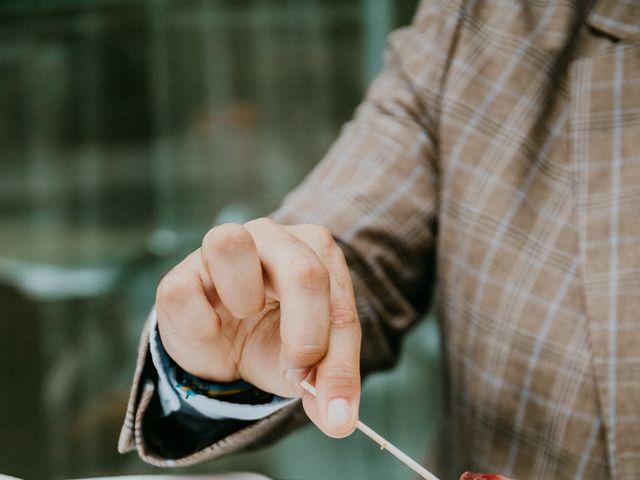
[285,224,361,438]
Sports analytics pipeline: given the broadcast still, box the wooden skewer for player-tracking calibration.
[300,380,440,480]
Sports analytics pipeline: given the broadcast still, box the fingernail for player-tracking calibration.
[285,368,309,384]
[327,398,353,429]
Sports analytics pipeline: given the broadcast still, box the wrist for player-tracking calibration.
[173,367,274,405]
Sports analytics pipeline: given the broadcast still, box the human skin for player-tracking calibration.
[155,219,362,438]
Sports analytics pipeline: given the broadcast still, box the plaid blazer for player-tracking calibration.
[120,1,640,478]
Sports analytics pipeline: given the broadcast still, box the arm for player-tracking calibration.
[121,0,459,465]
[273,38,440,375]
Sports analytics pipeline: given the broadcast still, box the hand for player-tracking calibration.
[155,218,361,438]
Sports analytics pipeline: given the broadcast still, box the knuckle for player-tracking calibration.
[321,364,359,390]
[329,302,358,328]
[289,256,329,292]
[156,271,192,306]
[202,223,252,257]
[305,224,336,252]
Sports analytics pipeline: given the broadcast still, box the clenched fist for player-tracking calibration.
[155,218,361,437]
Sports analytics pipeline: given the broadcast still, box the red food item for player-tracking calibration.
[459,473,511,480]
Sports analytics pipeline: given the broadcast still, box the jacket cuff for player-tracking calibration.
[118,311,306,466]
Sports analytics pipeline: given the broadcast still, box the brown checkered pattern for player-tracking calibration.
[120,1,640,478]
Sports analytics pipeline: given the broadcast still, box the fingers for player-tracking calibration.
[244,219,331,376]
[157,218,360,440]
[156,251,234,381]
[285,224,361,438]
[201,223,265,319]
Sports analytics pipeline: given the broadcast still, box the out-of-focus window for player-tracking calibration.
[0,1,442,479]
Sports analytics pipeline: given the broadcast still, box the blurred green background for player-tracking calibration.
[0,1,443,479]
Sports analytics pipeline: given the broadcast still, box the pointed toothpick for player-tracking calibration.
[300,380,440,480]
